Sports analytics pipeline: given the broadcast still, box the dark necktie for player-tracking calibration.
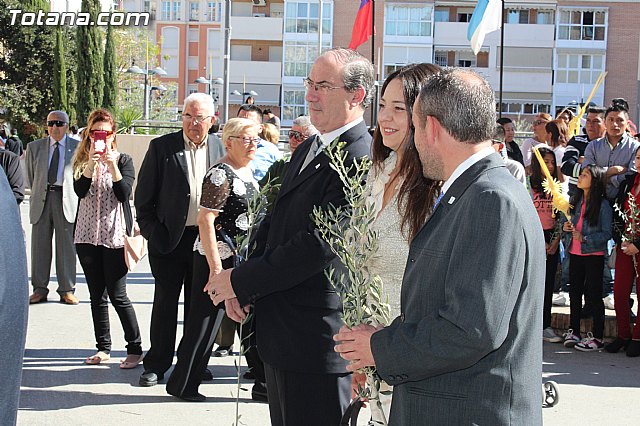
[300,136,322,172]
[48,142,60,185]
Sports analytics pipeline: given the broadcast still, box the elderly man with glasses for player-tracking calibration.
[208,47,374,425]
[25,110,80,305]
[135,93,225,387]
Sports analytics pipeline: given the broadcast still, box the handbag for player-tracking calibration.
[122,205,147,271]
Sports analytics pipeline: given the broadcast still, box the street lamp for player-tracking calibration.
[195,76,224,115]
[126,65,167,120]
[231,89,258,104]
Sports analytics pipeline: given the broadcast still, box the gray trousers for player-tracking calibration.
[31,190,76,295]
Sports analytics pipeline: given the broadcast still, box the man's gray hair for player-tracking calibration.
[324,47,375,109]
[416,68,496,145]
[48,110,70,123]
[183,93,215,115]
[292,115,317,136]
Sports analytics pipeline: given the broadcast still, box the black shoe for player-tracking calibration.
[251,381,268,402]
[213,345,232,357]
[202,368,213,381]
[626,340,640,357]
[242,370,255,380]
[139,370,163,387]
[171,392,206,402]
[604,337,630,353]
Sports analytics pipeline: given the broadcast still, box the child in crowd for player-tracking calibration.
[530,147,563,343]
[608,145,640,357]
[562,165,612,351]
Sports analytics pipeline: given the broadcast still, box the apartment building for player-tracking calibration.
[148,0,638,126]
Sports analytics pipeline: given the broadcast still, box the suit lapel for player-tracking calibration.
[279,135,328,198]
[416,153,505,237]
[172,132,189,180]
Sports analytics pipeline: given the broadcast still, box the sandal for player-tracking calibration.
[85,351,110,365]
[120,353,144,369]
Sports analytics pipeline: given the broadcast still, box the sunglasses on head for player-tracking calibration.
[89,129,115,137]
[47,120,67,127]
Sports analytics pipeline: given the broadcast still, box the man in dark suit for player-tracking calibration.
[209,47,374,425]
[135,93,224,387]
[0,149,24,204]
[25,110,79,305]
[335,69,545,425]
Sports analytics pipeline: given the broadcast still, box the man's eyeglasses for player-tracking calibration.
[89,129,115,137]
[288,130,306,140]
[182,114,211,124]
[229,136,259,145]
[303,78,345,94]
[47,120,68,127]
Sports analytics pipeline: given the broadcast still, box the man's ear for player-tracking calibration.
[350,86,366,108]
[426,115,441,144]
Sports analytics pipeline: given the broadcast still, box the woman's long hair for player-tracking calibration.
[371,63,442,241]
[545,119,569,149]
[72,109,117,179]
[570,164,607,226]
[529,147,559,196]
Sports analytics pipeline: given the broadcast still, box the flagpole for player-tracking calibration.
[498,0,505,119]
[370,0,376,127]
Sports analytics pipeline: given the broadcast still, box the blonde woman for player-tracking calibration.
[72,108,142,368]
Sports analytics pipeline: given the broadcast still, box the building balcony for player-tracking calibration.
[230,16,283,41]
[433,22,555,48]
[230,60,282,85]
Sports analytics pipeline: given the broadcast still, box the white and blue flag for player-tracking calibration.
[467,0,502,55]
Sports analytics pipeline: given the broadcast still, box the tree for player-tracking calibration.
[0,0,55,140]
[103,20,117,113]
[67,67,78,125]
[53,27,68,112]
[76,0,104,126]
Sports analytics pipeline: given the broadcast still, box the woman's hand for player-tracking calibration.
[546,240,559,256]
[621,241,639,256]
[203,261,224,300]
[84,142,100,177]
[563,221,574,232]
[103,142,118,171]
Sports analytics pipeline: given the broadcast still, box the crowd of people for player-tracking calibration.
[1,46,639,425]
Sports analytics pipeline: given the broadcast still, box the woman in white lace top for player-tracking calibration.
[366,63,442,320]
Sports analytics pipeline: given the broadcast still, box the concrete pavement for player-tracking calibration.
[15,196,640,425]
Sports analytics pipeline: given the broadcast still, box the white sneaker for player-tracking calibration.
[552,293,567,306]
[543,327,562,343]
[603,295,615,310]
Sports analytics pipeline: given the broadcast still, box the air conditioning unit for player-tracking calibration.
[252,0,266,6]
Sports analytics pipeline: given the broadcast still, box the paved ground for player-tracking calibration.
[15,197,640,425]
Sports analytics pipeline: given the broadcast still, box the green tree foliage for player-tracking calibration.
[102,20,117,113]
[53,27,68,112]
[67,67,78,125]
[0,0,55,139]
[76,0,104,126]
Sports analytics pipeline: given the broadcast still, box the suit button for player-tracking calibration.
[410,258,415,263]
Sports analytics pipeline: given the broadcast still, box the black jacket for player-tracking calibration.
[612,172,640,247]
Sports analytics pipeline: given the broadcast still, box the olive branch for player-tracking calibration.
[312,139,391,425]
[614,192,640,278]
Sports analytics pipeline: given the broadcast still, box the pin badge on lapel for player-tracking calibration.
[179,152,184,156]
[448,196,456,204]
[315,164,320,169]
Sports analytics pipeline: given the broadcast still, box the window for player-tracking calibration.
[507,9,529,24]
[457,9,473,23]
[555,53,604,84]
[383,64,404,78]
[283,90,306,121]
[558,10,606,41]
[434,7,449,22]
[285,1,332,34]
[456,51,477,68]
[434,51,448,67]
[385,4,432,37]
[537,10,553,25]
[189,1,199,21]
[500,103,550,114]
[207,2,221,21]
[173,1,182,21]
[161,1,171,20]
[284,41,330,77]
[144,0,151,12]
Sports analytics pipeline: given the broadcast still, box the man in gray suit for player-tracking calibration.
[25,110,80,305]
[335,69,545,424]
